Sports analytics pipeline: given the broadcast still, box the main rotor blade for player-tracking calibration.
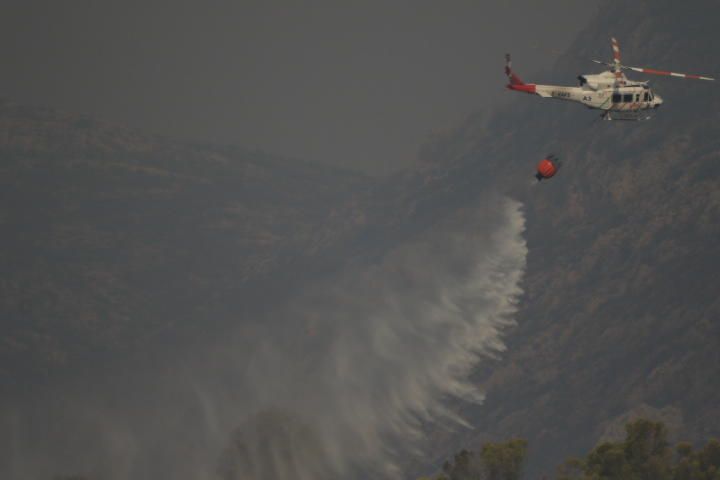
[623,65,715,81]
[610,38,624,83]
[591,59,613,67]
[611,37,621,65]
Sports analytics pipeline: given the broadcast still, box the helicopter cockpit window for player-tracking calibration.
[644,92,649,101]
[612,93,622,103]
[623,94,634,102]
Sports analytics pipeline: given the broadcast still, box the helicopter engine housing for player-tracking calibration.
[578,71,617,91]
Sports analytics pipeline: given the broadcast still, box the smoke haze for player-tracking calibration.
[0,1,594,174]
[1,195,526,479]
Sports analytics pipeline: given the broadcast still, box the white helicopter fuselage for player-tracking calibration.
[505,38,713,121]
[523,71,664,112]
[528,72,663,111]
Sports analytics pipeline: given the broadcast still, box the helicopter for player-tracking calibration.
[505,38,715,120]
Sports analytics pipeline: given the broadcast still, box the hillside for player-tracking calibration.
[0,101,377,390]
[0,99,521,480]
[2,1,720,478]
[404,0,720,476]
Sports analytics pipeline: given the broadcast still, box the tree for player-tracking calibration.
[443,449,480,480]
[556,456,587,480]
[437,439,528,480]
[623,418,671,478]
[480,438,528,480]
[585,441,633,479]
[556,419,673,480]
[671,438,720,480]
[426,419,720,480]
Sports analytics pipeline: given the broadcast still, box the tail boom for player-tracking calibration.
[505,53,537,94]
[507,83,538,94]
[504,54,575,99]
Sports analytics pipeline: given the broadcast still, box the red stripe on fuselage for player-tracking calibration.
[507,83,536,94]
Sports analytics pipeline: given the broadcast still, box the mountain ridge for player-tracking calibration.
[0,100,380,392]
[2,2,720,477]
[402,0,720,476]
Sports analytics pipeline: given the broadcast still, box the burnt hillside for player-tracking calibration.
[404,0,720,476]
[0,102,379,389]
[1,1,719,478]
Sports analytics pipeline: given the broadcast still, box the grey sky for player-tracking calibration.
[0,1,596,174]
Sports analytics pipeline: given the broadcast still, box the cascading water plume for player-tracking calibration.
[0,195,527,480]
[215,194,527,479]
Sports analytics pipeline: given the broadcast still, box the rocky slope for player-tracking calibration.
[0,101,378,390]
[2,1,720,478]
[404,0,720,476]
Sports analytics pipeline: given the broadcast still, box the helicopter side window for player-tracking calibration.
[623,94,634,102]
[612,93,622,103]
[644,92,649,101]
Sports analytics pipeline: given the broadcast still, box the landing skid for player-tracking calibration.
[602,110,653,121]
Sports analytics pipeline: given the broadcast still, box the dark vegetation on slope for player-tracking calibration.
[51,418,720,479]
[0,101,380,392]
[407,0,720,476]
[3,1,720,479]
[418,419,720,480]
